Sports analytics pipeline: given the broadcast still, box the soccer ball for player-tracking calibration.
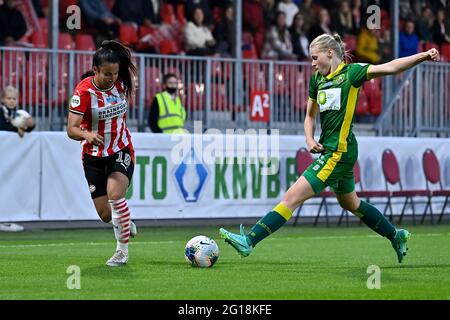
[184,235,219,267]
[11,110,31,129]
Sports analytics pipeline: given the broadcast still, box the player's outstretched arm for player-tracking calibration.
[367,48,440,79]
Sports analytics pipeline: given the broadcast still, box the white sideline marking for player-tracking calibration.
[0,233,448,249]
[0,240,179,249]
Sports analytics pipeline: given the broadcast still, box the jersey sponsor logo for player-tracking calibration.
[321,81,334,89]
[98,101,127,120]
[71,95,81,108]
[317,88,341,112]
[334,74,346,85]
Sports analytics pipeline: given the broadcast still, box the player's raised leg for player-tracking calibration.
[337,191,411,263]
[220,176,316,257]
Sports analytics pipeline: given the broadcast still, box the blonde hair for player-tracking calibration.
[0,85,18,101]
[309,33,351,62]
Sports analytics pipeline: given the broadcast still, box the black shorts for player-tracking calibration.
[82,147,134,199]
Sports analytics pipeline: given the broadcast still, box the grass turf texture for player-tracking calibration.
[0,224,449,299]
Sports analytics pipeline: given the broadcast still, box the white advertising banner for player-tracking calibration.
[0,132,41,221]
[0,132,449,221]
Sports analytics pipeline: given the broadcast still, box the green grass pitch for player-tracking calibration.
[0,224,449,299]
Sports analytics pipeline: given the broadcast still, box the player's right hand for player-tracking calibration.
[427,48,440,62]
[83,132,104,146]
[307,139,324,154]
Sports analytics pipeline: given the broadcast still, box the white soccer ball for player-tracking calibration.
[11,110,31,129]
[184,235,219,268]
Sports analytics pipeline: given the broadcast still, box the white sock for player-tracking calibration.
[109,198,131,253]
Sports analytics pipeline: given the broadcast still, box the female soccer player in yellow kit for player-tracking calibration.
[220,33,440,263]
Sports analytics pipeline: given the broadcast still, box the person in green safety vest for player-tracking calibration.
[148,73,187,134]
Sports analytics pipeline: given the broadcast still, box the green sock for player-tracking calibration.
[247,203,293,247]
[355,200,396,240]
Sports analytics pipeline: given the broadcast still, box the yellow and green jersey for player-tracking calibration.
[308,62,371,152]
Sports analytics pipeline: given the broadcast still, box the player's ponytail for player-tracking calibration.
[310,33,352,63]
[92,40,137,98]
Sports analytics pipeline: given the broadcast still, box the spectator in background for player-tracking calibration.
[261,11,297,60]
[186,0,212,26]
[356,26,381,63]
[399,0,414,19]
[112,0,158,28]
[308,8,334,42]
[352,0,362,31]
[298,0,314,36]
[446,0,450,33]
[243,0,265,35]
[261,0,276,29]
[0,0,27,46]
[214,4,234,57]
[433,8,450,45]
[79,0,121,43]
[416,6,435,43]
[0,86,35,137]
[184,7,216,56]
[277,0,299,28]
[399,20,419,57]
[148,73,186,134]
[290,12,309,60]
[332,0,357,36]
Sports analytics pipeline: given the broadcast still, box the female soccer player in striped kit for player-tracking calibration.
[220,33,440,264]
[67,40,138,267]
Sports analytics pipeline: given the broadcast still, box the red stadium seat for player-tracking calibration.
[119,23,139,47]
[363,78,382,116]
[423,41,439,52]
[161,3,176,24]
[356,87,369,115]
[422,149,450,223]
[441,43,450,62]
[382,149,431,224]
[58,33,74,50]
[176,4,186,25]
[75,34,96,51]
[159,39,179,55]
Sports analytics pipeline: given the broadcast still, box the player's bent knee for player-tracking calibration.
[339,201,358,212]
[108,192,126,201]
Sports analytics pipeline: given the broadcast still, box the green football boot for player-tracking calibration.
[391,229,411,263]
[219,224,253,257]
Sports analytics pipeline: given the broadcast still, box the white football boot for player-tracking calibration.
[106,249,128,267]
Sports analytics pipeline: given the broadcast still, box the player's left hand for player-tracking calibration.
[427,48,440,62]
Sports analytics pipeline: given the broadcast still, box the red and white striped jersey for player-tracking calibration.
[69,76,134,158]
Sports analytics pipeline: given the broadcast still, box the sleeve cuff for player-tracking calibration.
[69,109,84,116]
